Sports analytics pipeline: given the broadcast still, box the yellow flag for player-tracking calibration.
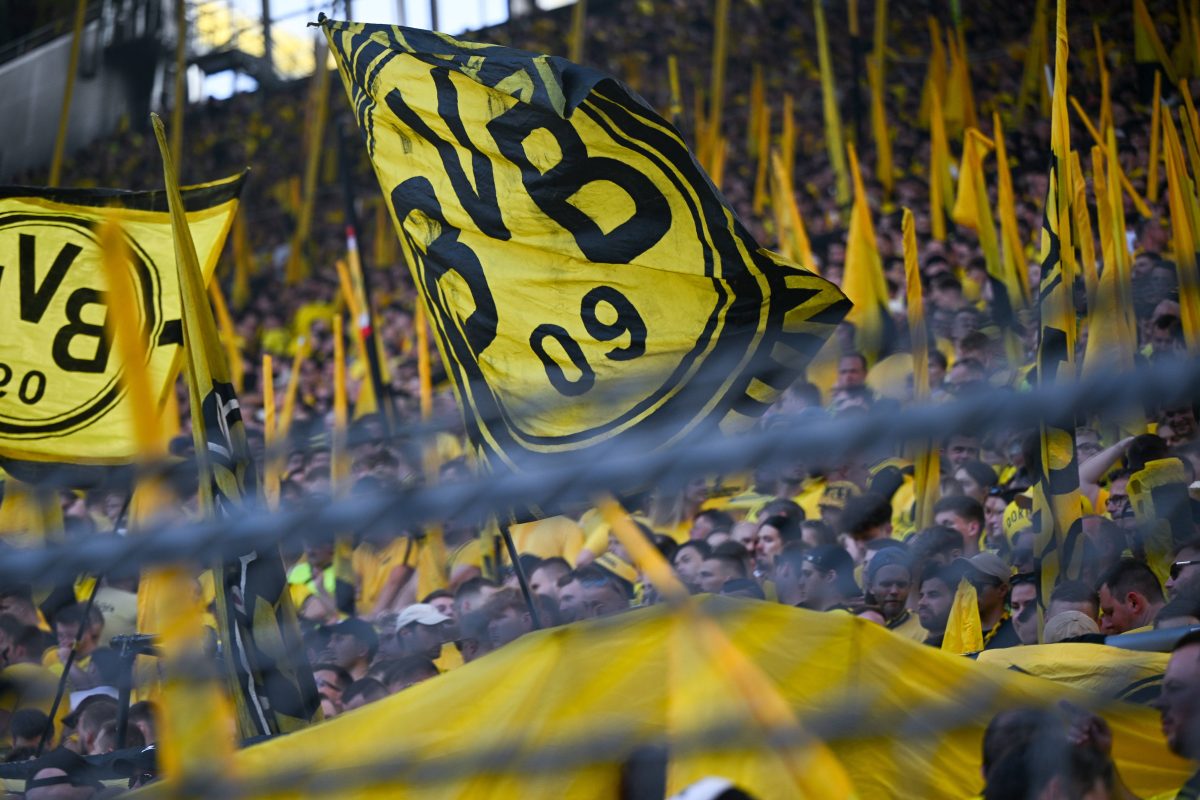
[1178,82,1200,187]
[231,208,251,310]
[903,210,938,531]
[943,26,977,134]
[330,315,356,615]
[929,86,953,242]
[1094,23,1114,136]
[286,41,332,285]
[1070,96,1153,219]
[1162,103,1200,354]
[321,18,849,481]
[953,128,1015,333]
[100,217,236,782]
[1083,146,1139,380]
[568,0,586,64]
[951,128,994,232]
[261,353,282,510]
[993,110,1031,308]
[844,144,891,362]
[1070,149,1099,312]
[919,16,948,128]
[752,91,772,215]
[1134,0,1180,84]
[0,177,242,464]
[667,54,684,129]
[1016,0,1050,123]
[151,113,320,739]
[942,578,984,654]
[770,151,816,273]
[868,53,893,196]
[703,0,731,175]
[207,276,244,394]
[814,0,850,205]
[1148,70,1163,204]
[1033,0,1085,603]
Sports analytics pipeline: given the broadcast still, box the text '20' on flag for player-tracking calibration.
[0,178,243,465]
[318,18,849,481]
[150,114,321,739]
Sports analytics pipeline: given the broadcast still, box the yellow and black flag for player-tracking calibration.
[319,18,848,482]
[0,179,241,464]
[151,115,320,738]
[1032,0,1085,603]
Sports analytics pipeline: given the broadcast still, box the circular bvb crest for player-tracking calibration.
[0,212,163,438]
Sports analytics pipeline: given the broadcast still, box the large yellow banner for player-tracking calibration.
[321,19,848,476]
[0,176,244,463]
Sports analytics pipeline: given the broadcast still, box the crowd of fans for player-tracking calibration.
[3,0,1200,796]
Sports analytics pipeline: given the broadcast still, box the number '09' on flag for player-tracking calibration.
[320,18,849,475]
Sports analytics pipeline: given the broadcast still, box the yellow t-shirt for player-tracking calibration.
[508,516,586,564]
[793,477,827,521]
[353,538,419,611]
[887,610,929,643]
[447,538,482,574]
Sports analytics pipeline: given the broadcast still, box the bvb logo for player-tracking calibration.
[381,65,762,452]
[0,213,168,439]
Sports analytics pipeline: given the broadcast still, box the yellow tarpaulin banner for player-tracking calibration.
[320,19,848,481]
[0,177,243,463]
[137,597,1192,800]
[977,643,1167,703]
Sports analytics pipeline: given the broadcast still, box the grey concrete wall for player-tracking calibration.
[0,21,155,183]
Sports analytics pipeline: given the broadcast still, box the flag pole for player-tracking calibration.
[47,0,88,187]
[337,120,396,434]
[498,522,543,630]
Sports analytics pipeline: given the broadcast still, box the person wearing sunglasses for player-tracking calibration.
[1167,542,1200,599]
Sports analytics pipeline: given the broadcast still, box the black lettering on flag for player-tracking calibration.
[51,288,109,374]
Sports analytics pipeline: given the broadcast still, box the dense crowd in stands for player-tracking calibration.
[4,0,1200,797]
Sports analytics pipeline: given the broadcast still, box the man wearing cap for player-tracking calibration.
[957,552,1020,650]
[797,545,861,613]
[326,618,379,681]
[394,603,452,661]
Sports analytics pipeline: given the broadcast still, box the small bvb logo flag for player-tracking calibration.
[321,19,850,477]
[0,180,244,464]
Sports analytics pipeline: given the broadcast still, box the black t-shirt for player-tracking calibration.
[982,617,1021,650]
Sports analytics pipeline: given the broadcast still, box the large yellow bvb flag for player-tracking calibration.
[0,178,243,463]
[321,19,849,475]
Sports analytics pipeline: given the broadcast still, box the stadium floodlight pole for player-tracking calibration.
[336,119,397,434]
